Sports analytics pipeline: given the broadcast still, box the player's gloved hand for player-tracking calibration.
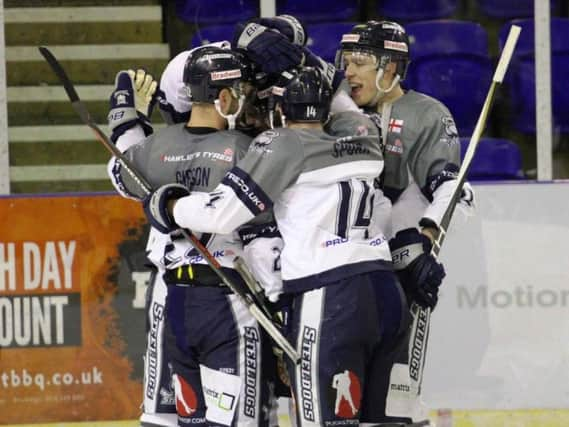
[108,69,157,142]
[256,15,307,46]
[233,22,303,73]
[142,184,190,234]
[389,228,446,310]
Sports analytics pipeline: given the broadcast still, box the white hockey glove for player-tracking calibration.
[142,184,190,234]
[108,69,158,142]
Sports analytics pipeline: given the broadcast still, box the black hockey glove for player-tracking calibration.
[142,184,190,234]
[389,228,446,310]
[233,22,303,73]
[256,15,307,46]
[108,69,157,143]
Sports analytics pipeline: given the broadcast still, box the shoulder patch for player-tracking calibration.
[249,130,279,154]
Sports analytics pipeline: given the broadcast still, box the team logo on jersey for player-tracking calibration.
[174,374,198,417]
[250,130,278,154]
[441,116,459,146]
[388,118,404,133]
[330,370,361,419]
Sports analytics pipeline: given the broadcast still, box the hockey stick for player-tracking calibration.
[407,25,521,396]
[38,46,300,364]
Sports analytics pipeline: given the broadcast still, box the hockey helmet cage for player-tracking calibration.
[339,20,410,81]
[183,46,253,103]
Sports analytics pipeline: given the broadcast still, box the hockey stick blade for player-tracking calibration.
[39,46,300,364]
[408,25,521,397]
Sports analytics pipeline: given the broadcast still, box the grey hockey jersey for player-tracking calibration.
[172,111,393,293]
[365,90,468,234]
[108,123,252,269]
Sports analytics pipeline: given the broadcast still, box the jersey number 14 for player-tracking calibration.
[336,179,374,239]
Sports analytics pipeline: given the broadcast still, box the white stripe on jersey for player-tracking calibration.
[295,288,324,427]
[228,294,265,427]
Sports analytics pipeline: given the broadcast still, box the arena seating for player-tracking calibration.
[305,22,355,63]
[276,0,358,22]
[176,0,257,24]
[460,137,525,180]
[190,24,234,48]
[377,0,457,21]
[405,20,493,136]
[498,18,569,134]
[478,0,560,19]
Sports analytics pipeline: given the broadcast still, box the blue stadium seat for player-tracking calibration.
[478,0,559,19]
[377,0,458,21]
[176,0,257,25]
[276,0,358,23]
[190,24,234,48]
[406,20,488,60]
[499,18,569,134]
[405,21,493,136]
[460,137,525,180]
[305,22,355,64]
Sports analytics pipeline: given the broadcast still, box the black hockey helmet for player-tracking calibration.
[183,46,253,103]
[339,20,410,81]
[271,66,332,123]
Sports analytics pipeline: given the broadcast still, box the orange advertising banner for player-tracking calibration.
[0,193,150,424]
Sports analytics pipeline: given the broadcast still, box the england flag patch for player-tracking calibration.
[388,118,404,133]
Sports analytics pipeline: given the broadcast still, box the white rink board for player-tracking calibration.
[422,180,569,410]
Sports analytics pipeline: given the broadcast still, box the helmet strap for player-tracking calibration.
[372,67,401,106]
[214,93,245,130]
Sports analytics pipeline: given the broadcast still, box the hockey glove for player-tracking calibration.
[233,22,303,73]
[108,69,157,142]
[257,15,307,46]
[142,184,190,234]
[389,228,446,310]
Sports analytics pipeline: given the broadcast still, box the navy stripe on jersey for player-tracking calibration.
[282,259,393,294]
[238,221,281,246]
[111,160,142,200]
[222,167,273,216]
[423,162,460,202]
[337,181,351,238]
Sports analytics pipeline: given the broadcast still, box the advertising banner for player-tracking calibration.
[0,194,149,424]
[422,181,569,410]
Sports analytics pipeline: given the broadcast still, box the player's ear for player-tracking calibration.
[218,87,235,115]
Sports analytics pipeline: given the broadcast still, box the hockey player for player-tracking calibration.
[336,20,474,313]
[106,41,233,427]
[107,46,278,427]
[143,66,418,426]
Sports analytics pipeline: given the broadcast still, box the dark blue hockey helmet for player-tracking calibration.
[270,66,332,124]
[339,20,410,81]
[183,46,253,103]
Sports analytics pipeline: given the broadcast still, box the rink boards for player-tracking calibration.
[1,181,568,426]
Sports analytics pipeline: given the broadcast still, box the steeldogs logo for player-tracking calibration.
[300,326,317,421]
[409,308,429,382]
[146,301,164,400]
[243,327,259,418]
